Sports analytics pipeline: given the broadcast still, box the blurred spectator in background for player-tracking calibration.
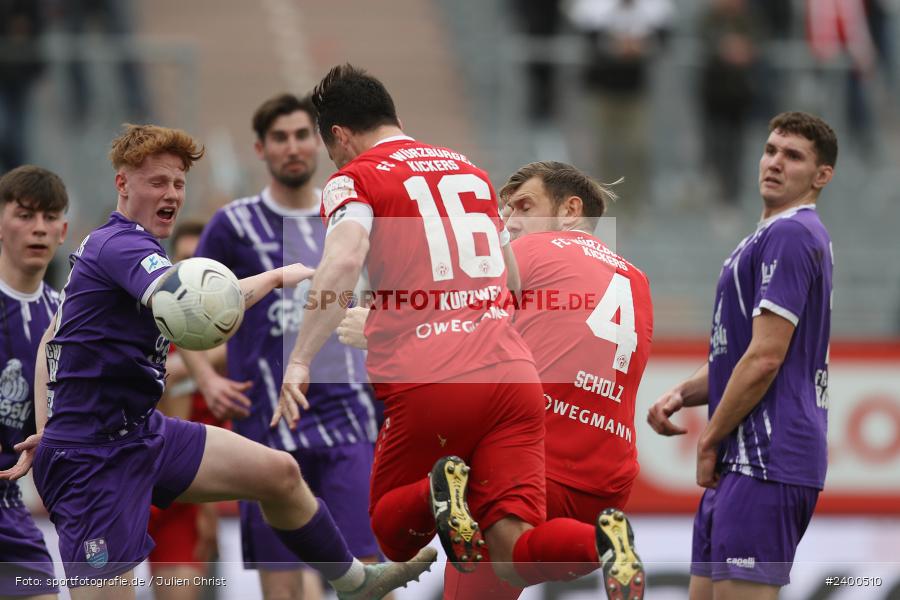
[0,0,47,172]
[49,0,152,125]
[806,0,878,153]
[698,0,761,206]
[509,0,565,124]
[865,0,895,86]
[566,0,672,213]
[751,0,794,39]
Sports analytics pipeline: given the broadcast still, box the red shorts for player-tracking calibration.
[370,360,546,531]
[148,502,204,571]
[545,477,631,523]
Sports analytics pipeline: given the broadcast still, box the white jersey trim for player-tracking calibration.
[260,186,322,217]
[753,299,799,326]
[372,134,415,147]
[0,277,43,302]
[756,203,816,230]
[326,202,374,236]
[141,269,171,306]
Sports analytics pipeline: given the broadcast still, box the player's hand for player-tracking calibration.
[277,263,315,289]
[198,373,253,420]
[273,362,311,430]
[337,306,369,349]
[193,503,219,562]
[696,436,720,489]
[647,389,688,436]
[0,432,42,481]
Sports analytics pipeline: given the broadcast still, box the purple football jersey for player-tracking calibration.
[195,189,376,451]
[708,205,832,489]
[43,212,173,444]
[0,280,58,475]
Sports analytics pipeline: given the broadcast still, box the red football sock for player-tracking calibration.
[442,547,522,600]
[370,477,435,561]
[511,518,599,584]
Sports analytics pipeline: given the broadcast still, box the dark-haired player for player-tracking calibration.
[0,124,434,600]
[649,112,837,600]
[276,63,645,598]
[338,161,653,600]
[0,165,68,600]
[182,93,380,600]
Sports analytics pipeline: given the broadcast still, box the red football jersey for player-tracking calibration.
[321,136,533,394]
[511,230,653,496]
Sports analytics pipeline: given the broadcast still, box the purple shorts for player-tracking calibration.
[691,472,819,586]
[0,483,57,596]
[33,410,206,582]
[241,442,380,570]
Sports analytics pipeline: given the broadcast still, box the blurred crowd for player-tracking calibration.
[509,0,896,207]
[0,0,151,174]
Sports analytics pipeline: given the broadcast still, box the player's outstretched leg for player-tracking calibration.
[181,424,437,599]
[429,456,486,573]
[595,508,645,600]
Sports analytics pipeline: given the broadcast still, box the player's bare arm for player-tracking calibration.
[0,313,56,481]
[238,262,315,308]
[648,363,710,436]
[337,305,370,350]
[180,347,253,420]
[696,311,794,488]
[274,220,370,429]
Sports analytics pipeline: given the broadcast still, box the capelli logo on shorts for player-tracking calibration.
[726,557,756,569]
[84,538,108,568]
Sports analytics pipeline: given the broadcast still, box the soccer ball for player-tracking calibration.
[152,257,245,350]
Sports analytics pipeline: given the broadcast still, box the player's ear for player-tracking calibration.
[562,195,584,218]
[812,164,833,190]
[115,170,128,197]
[332,125,350,147]
[253,138,265,160]
[59,219,69,243]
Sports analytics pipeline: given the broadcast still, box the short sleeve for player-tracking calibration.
[99,232,172,306]
[752,221,821,326]
[195,209,236,267]
[321,172,371,224]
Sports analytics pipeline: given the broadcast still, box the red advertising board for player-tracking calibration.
[629,340,900,514]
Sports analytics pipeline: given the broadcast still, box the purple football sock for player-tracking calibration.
[273,498,355,580]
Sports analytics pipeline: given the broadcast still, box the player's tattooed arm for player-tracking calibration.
[237,263,315,310]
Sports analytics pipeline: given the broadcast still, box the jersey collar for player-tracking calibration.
[0,276,43,302]
[260,186,322,217]
[756,203,816,230]
[372,135,415,148]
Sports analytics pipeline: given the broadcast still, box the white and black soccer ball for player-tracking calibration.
[152,257,245,350]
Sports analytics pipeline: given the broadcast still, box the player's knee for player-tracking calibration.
[262,450,303,501]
